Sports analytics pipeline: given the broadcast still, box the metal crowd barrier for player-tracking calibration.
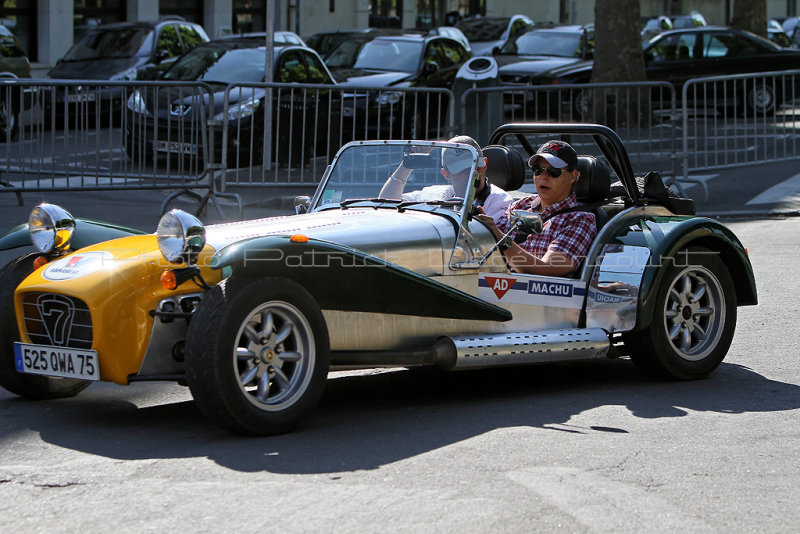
[0,79,240,216]
[681,69,800,200]
[220,83,454,187]
[459,81,678,182]
[4,73,800,211]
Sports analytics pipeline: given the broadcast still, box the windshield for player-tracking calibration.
[352,40,423,72]
[500,30,584,57]
[63,27,152,60]
[316,142,477,216]
[163,45,266,82]
[457,18,508,42]
[325,38,369,68]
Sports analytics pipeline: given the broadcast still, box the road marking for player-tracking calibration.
[746,173,800,205]
[507,467,714,533]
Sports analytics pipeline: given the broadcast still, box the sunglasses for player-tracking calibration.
[531,164,569,178]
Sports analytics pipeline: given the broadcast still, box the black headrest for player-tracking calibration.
[575,155,611,203]
[482,145,526,191]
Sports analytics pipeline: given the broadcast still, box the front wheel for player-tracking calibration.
[184,277,330,435]
[0,254,91,399]
[625,247,737,380]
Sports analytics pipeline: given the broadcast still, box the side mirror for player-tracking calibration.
[294,196,311,215]
[423,60,439,74]
[510,210,543,235]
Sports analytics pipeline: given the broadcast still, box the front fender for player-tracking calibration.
[212,235,512,322]
[612,215,757,331]
[0,218,146,252]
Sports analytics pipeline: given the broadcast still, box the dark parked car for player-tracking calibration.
[330,34,471,138]
[534,27,800,115]
[124,38,340,168]
[0,24,31,141]
[306,28,402,60]
[456,14,534,56]
[43,17,209,128]
[48,17,209,82]
[493,24,595,86]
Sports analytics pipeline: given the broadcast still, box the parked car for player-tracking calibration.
[330,33,471,138]
[767,19,792,47]
[223,31,306,46]
[533,27,800,115]
[671,11,707,29]
[641,15,673,42]
[124,37,340,168]
[47,17,209,82]
[456,14,534,55]
[492,24,595,86]
[0,24,31,141]
[306,28,402,59]
[0,122,757,435]
[782,16,800,47]
[43,17,209,128]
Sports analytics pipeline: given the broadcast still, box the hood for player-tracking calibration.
[331,68,412,87]
[205,208,455,274]
[48,57,144,80]
[495,55,588,77]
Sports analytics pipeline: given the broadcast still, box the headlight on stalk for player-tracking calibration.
[214,98,259,121]
[126,91,152,116]
[376,91,402,106]
[157,210,206,265]
[28,203,75,254]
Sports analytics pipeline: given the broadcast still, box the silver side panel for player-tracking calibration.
[449,328,610,369]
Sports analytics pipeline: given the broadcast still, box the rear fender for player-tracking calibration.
[212,235,512,322]
[611,216,757,331]
[0,218,146,252]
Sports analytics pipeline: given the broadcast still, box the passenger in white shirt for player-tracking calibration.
[379,135,513,222]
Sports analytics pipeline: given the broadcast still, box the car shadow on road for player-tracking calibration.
[1,358,798,473]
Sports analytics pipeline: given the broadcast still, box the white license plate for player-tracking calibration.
[66,92,97,103]
[153,140,197,154]
[14,342,100,381]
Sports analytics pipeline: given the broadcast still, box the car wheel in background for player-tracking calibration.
[0,254,92,399]
[624,247,737,380]
[184,277,330,435]
[746,82,777,115]
[0,98,19,142]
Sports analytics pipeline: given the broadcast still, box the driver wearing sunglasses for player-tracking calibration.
[476,140,597,276]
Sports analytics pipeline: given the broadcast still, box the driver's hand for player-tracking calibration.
[475,212,502,239]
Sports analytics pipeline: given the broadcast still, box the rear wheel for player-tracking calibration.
[0,254,91,399]
[625,247,737,380]
[184,277,330,435]
[746,83,777,115]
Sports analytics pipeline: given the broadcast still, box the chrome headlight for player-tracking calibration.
[126,91,152,116]
[157,209,206,265]
[214,97,260,121]
[376,91,402,106]
[28,203,76,254]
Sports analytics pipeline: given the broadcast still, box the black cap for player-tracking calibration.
[528,140,578,169]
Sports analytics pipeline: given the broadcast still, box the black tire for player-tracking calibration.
[0,98,19,142]
[624,247,737,380]
[746,83,777,115]
[0,254,91,399]
[184,277,330,435]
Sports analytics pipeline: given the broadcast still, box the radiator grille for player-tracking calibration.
[21,293,93,349]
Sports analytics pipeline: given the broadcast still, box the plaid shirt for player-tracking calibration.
[496,193,596,271]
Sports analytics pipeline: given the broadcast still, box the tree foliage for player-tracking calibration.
[730,0,768,38]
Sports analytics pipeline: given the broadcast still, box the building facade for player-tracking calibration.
[1,0,798,75]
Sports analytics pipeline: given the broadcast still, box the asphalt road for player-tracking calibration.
[0,216,797,533]
[1,127,799,532]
